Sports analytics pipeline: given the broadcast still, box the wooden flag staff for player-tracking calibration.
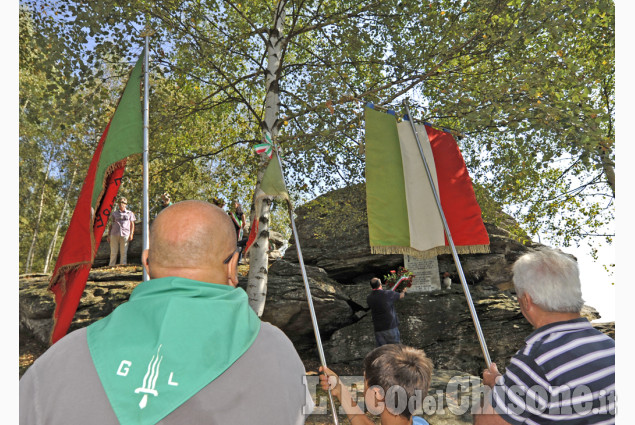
[402,99,492,367]
[273,150,341,424]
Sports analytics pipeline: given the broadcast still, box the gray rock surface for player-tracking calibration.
[282,183,542,288]
[239,259,357,352]
[324,285,604,377]
[19,268,142,344]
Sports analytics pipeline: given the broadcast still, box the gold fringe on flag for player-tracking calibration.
[370,244,490,259]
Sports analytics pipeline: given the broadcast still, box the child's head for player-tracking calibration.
[363,344,433,421]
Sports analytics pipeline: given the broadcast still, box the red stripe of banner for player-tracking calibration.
[425,126,489,247]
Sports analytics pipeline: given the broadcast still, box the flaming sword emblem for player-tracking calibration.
[135,345,163,409]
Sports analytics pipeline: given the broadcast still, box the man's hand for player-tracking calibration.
[318,366,341,399]
[128,234,134,241]
[482,362,502,388]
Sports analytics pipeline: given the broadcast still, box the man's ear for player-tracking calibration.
[225,251,239,287]
[519,292,534,312]
[141,249,151,278]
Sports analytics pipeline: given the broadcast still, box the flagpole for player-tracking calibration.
[142,35,150,282]
[402,99,492,368]
[274,150,340,425]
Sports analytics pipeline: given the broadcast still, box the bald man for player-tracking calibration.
[20,200,314,425]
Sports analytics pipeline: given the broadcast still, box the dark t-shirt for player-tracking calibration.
[366,289,402,332]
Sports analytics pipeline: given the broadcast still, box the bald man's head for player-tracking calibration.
[146,200,238,281]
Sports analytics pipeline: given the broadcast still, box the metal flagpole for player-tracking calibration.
[274,151,340,425]
[142,34,150,282]
[402,99,492,367]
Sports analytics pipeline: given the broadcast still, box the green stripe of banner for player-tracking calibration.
[364,107,410,248]
[91,53,145,207]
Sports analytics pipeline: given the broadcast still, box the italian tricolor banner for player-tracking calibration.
[47,52,145,345]
[365,106,489,258]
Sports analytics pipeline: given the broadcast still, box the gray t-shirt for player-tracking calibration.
[109,209,136,237]
[20,323,314,425]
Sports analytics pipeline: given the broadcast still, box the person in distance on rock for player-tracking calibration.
[107,196,136,266]
[319,344,433,425]
[473,249,615,425]
[159,192,172,210]
[367,277,407,347]
[20,200,314,425]
[229,200,246,241]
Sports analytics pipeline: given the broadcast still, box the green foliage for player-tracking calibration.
[19,0,615,272]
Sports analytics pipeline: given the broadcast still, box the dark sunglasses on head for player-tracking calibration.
[223,248,239,264]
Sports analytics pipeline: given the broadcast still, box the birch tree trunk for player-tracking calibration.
[246,0,286,317]
[24,156,53,274]
[43,166,77,274]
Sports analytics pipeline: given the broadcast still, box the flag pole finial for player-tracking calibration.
[139,26,155,38]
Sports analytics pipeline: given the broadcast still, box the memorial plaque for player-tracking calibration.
[403,255,441,292]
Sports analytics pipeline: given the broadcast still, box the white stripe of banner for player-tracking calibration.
[396,121,444,252]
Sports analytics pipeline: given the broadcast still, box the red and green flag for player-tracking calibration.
[48,52,145,345]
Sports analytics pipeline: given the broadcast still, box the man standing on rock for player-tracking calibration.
[20,200,314,425]
[107,196,136,266]
[473,249,615,425]
[367,277,407,347]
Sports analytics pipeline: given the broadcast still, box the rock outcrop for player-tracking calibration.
[20,183,614,382]
[19,268,143,344]
[276,183,612,375]
[240,260,358,352]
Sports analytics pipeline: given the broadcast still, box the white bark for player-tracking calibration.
[247,0,286,317]
[43,166,77,274]
[24,156,52,274]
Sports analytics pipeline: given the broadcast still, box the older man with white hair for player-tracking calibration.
[473,249,615,425]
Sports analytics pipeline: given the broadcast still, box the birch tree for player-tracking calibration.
[21,0,615,304]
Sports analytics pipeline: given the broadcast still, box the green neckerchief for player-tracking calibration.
[87,277,260,425]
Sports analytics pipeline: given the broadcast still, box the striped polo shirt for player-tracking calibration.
[491,318,615,424]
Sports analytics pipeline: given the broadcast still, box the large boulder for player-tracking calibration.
[282,183,540,287]
[280,182,610,375]
[238,259,358,352]
[19,268,143,344]
[325,286,604,376]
